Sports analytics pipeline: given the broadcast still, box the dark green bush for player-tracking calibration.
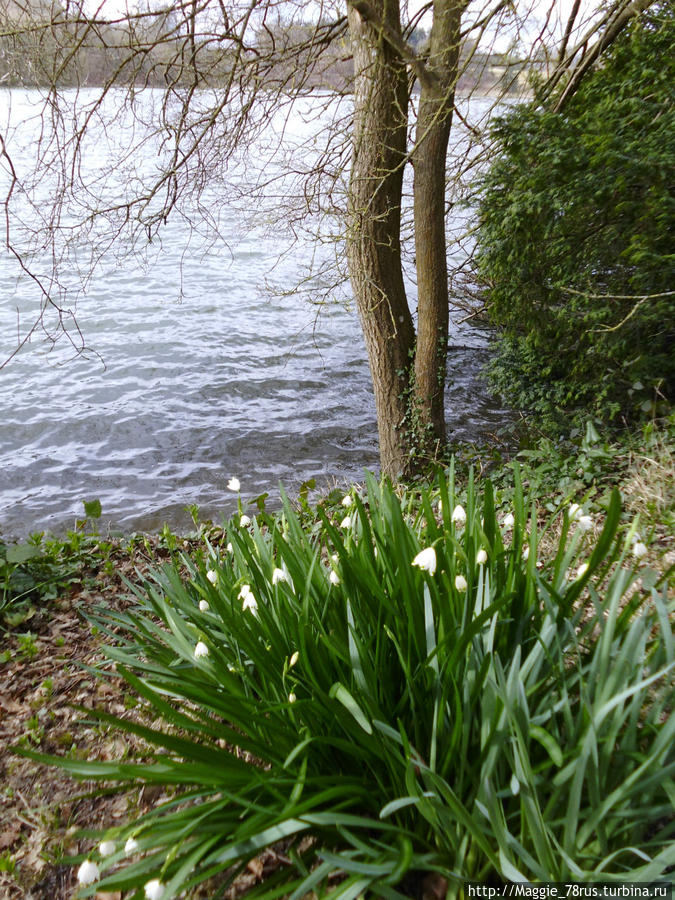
[474,5,675,428]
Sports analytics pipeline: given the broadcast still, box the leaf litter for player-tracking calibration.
[0,536,300,899]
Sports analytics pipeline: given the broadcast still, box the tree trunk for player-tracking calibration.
[412,0,464,458]
[346,0,416,479]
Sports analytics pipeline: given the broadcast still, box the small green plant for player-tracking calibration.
[0,536,73,628]
[82,498,102,522]
[1,539,43,626]
[0,501,115,628]
[185,504,201,528]
[160,524,178,553]
[0,850,16,874]
[16,633,39,659]
[22,712,45,746]
[18,469,674,897]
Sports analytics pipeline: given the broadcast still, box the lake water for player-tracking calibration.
[0,89,511,539]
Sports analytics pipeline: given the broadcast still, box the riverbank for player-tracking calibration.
[0,416,673,897]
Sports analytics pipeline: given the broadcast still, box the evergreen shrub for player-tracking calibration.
[474,6,675,428]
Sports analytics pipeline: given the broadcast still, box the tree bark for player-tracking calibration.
[346,0,416,478]
[412,0,464,457]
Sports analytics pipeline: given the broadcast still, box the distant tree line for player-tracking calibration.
[1,1,528,95]
[0,0,233,88]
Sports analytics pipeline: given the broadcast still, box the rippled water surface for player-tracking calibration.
[1,90,510,539]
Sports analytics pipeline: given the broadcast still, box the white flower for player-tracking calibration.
[502,512,515,529]
[455,574,468,592]
[98,840,116,857]
[242,594,258,615]
[272,567,287,585]
[238,584,253,600]
[239,514,251,527]
[576,562,589,579]
[577,515,593,532]
[288,692,297,704]
[568,503,583,522]
[412,547,437,575]
[451,504,467,525]
[331,553,339,563]
[329,570,340,585]
[124,837,139,855]
[341,494,353,507]
[522,546,530,561]
[476,549,488,565]
[340,515,352,529]
[227,477,241,492]
[632,541,648,559]
[289,651,299,667]
[206,569,217,584]
[145,879,165,900]
[437,499,443,514]
[199,599,210,612]
[77,860,100,886]
[226,542,233,553]
[194,641,209,659]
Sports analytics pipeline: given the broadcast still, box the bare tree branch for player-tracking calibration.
[557,0,582,65]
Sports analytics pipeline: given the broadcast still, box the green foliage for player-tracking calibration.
[83,498,102,520]
[0,509,111,627]
[0,536,62,627]
[0,850,16,874]
[475,6,675,429]
[18,472,674,897]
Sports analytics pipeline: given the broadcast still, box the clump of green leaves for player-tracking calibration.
[474,6,675,430]
[0,536,76,628]
[1,498,109,627]
[0,850,16,874]
[19,470,674,897]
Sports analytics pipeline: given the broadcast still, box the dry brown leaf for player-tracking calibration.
[0,825,22,849]
[110,796,129,819]
[246,856,264,879]
[23,838,47,874]
[422,872,449,900]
